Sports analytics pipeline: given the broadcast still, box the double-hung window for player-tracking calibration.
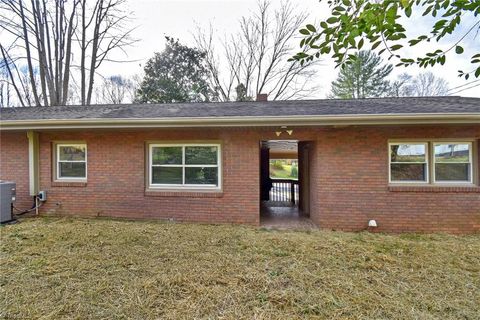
[389,141,475,185]
[149,143,221,189]
[56,143,87,180]
[433,143,473,183]
[389,143,428,183]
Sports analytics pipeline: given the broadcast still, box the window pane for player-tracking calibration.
[390,163,426,181]
[152,166,182,184]
[152,147,182,165]
[185,167,218,185]
[185,146,217,165]
[390,144,426,162]
[435,163,470,181]
[59,145,86,161]
[59,162,86,178]
[435,144,470,163]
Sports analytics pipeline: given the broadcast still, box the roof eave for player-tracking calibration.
[1,113,479,130]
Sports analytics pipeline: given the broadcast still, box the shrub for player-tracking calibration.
[271,160,284,170]
[290,164,298,178]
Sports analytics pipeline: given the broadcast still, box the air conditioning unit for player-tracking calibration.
[0,181,16,223]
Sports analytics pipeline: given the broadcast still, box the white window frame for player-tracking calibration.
[56,143,87,181]
[388,142,429,184]
[148,143,222,190]
[432,142,473,184]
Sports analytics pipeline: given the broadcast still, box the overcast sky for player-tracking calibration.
[100,0,480,98]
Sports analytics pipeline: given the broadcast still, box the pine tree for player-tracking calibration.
[330,50,393,99]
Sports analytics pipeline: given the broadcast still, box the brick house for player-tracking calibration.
[1,96,479,233]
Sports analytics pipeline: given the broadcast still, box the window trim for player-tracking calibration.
[148,143,222,190]
[388,142,429,184]
[55,143,88,181]
[388,139,477,186]
[432,141,473,184]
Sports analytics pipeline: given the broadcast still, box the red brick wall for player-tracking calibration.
[0,132,31,210]
[1,125,479,233]
[311,125,480,233]
[35,129,260,224]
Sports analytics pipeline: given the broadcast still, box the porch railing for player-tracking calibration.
[269,179,299,204]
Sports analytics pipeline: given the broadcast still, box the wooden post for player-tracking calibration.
[27,131,40,196]
[290,182,295,204]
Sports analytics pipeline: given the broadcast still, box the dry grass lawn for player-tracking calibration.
[1,217,479,319]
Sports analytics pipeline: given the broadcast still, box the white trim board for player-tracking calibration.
[1,113,480,130]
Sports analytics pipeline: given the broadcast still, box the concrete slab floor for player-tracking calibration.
[260,202,316,230]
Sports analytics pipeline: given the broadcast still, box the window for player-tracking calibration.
[149,144,221,189]
[389,143,428,183]
[56,143,87,180]
[434,143,473,183]
[389,141,475,185]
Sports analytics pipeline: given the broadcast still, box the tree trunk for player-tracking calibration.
[19,1,41,106]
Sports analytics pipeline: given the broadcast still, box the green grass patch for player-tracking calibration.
[270,161,298,179]
[1,217,479,319]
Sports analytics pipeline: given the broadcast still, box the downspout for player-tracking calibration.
[27,131,40,214]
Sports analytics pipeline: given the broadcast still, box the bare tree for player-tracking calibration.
[95,74,137,104]
[18,65,41,106]
[0,81,11,107]
[390,73,413,97]
[0,0,135,106]
[0,58,12,107]
[0,45,28,107]
[409,72,449,96]
[0,56,12,107]
[194,0,319,101]
[0,48,42,107]
[391,72,450,97]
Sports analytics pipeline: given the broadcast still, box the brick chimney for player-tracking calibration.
[256,93,268,102]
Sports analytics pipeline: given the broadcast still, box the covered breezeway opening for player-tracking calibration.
[259,140,314,229]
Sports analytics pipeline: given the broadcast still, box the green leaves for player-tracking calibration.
[292,0,479,79]
[464,54,480,79]
[138,37,216,103]
[358,38,364,49]
[306,24,316,32]
[326,17,338,24]
[294,52,309,59]
[386,4,398,24]
[371,41,382,50]
[405,6,412,17]
[438,55,446,65]
[299,29,310,35]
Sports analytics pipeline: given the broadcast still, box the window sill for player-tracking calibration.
[51,181,87,187]
[388,185,479,193]
[145,189,223,198]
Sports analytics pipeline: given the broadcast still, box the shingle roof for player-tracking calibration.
[1,96,479,121]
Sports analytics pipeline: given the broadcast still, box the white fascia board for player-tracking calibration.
[1,113,479,130]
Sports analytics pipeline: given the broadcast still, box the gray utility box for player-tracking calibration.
[0,181,16,223]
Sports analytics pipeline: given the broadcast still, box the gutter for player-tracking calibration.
[1,113,479,130]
